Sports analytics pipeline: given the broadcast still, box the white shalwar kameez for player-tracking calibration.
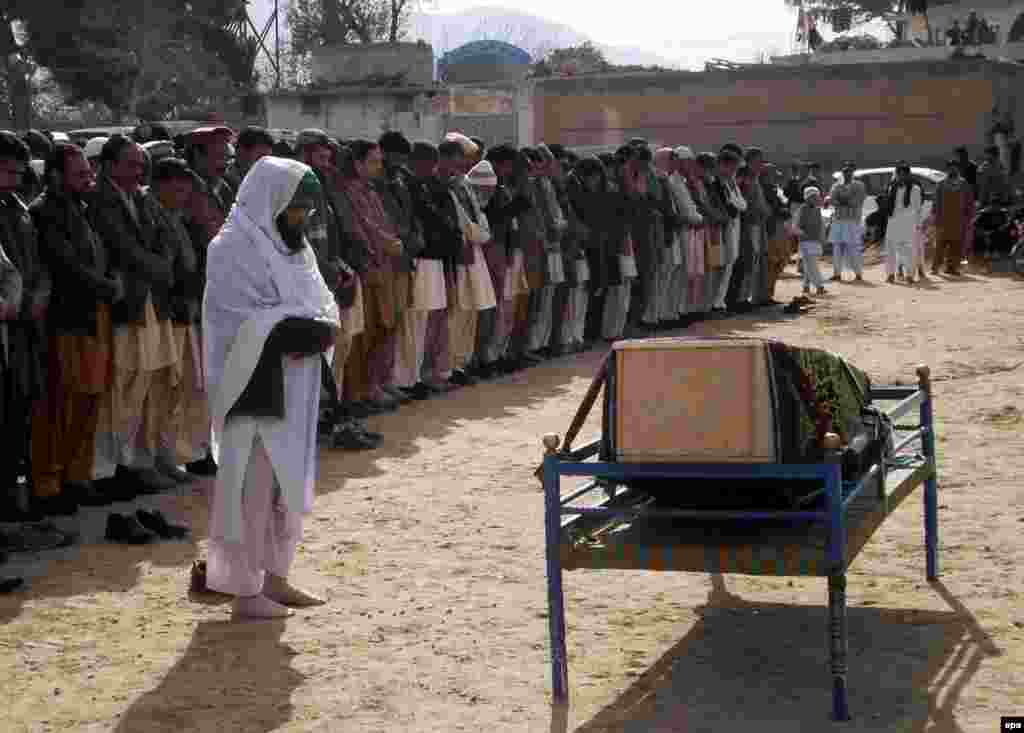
[884,184,925,278]
[203,157,340,598]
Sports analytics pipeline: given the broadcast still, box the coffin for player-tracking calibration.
[601,336,875,508]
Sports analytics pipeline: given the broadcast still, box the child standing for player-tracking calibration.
[795,187,827,295]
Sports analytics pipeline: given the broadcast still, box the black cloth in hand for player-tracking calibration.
[227,317,336,420]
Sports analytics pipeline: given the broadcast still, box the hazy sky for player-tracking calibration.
[421,0,804,63]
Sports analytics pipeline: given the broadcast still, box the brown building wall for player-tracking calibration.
[533,59,1024,168]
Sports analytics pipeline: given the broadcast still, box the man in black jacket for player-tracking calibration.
[484,144,534,372]
[405,142,461,395]
[145,158,210,484]
[378,132,428,398]
[31,143,124,510]
[91,135,180,496]
[0,131,52,520]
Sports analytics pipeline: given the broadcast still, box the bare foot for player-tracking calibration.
[264,574,326,607]
[233,594,294,619]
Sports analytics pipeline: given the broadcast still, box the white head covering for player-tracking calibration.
[141,139,175,162]
[203,156,340,542]
[674,146,694,161]
[466,160,497,188]
[445,131,478,157]
[84,136,108,160]
[804,186,822,199]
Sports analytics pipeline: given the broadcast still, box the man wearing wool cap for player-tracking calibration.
[464,159,505,378]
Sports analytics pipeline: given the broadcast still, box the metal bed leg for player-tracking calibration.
[824,433,851,721]
[918,365,939,581]
[828,573,850,721]
[542,434,569,703]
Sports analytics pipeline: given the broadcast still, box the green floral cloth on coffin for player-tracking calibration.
[767,341,871,465]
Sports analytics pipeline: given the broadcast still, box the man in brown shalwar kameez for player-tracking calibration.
[92,135,180,496]
[31,143,123,508]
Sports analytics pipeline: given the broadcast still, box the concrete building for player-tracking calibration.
[266,41,523,146]
[266,37,1024,170]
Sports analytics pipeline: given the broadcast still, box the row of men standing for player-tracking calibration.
[275,132,796,457]
[0,129,227,520]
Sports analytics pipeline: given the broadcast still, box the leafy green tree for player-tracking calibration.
[13,0,260,120]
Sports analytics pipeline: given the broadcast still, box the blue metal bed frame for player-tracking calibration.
[540,364,939,720]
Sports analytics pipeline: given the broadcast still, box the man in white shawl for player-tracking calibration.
[203,157,341,619]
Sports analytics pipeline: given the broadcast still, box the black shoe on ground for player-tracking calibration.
[0,577,24,594]
[352,421,384,443]
[136,509,189,540]
[105,513,156,545]
[0,520,76,552]
[381,385,413,404]
[186,453,218,477]
[474,363,498,380]
[70,481,114,507]
[408,383,432,400]
[93,475,137,503]
[449,370,477,387]
[35,494,79,518]
[331,425,379,451]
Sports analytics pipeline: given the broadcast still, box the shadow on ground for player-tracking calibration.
[113,619,303,733]
[550,578,998,733]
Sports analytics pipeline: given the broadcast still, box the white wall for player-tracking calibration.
[267,93,445,142]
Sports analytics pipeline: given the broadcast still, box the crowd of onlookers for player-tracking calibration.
[0,122,1013,591]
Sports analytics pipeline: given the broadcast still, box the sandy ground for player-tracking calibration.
[1,261,1023,733]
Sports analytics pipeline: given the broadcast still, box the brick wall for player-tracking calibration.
[532,59,1024,168]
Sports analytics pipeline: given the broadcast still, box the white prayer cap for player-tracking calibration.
[84,136,108,160]
[805,186,822,198]
[142,139,175,162]
[444,131,478,156]
[674,146,694,160]
[467,160,497,187]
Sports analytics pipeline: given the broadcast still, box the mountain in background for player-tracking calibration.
[252,1,692,68]
[406,6,685,68]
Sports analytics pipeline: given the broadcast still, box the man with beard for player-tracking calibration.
[297,129,380,450]
[31,143,124,510]
[204,156,340,618]
[0,132,51,519]
[92,135,180,498]
[222,127,275,208]
[376,131,422,402]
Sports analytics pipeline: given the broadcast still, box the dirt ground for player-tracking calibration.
[1,261,1023,733]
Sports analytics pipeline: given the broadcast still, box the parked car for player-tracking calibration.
[67,126,136,147]
[823,166,946,229]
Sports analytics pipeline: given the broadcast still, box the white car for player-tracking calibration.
[823,166,947,235]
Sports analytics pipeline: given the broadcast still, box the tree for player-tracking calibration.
[783,1,909,38]
[287,0,415,53]
[532,42,608,77]
[15,0,257,121]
